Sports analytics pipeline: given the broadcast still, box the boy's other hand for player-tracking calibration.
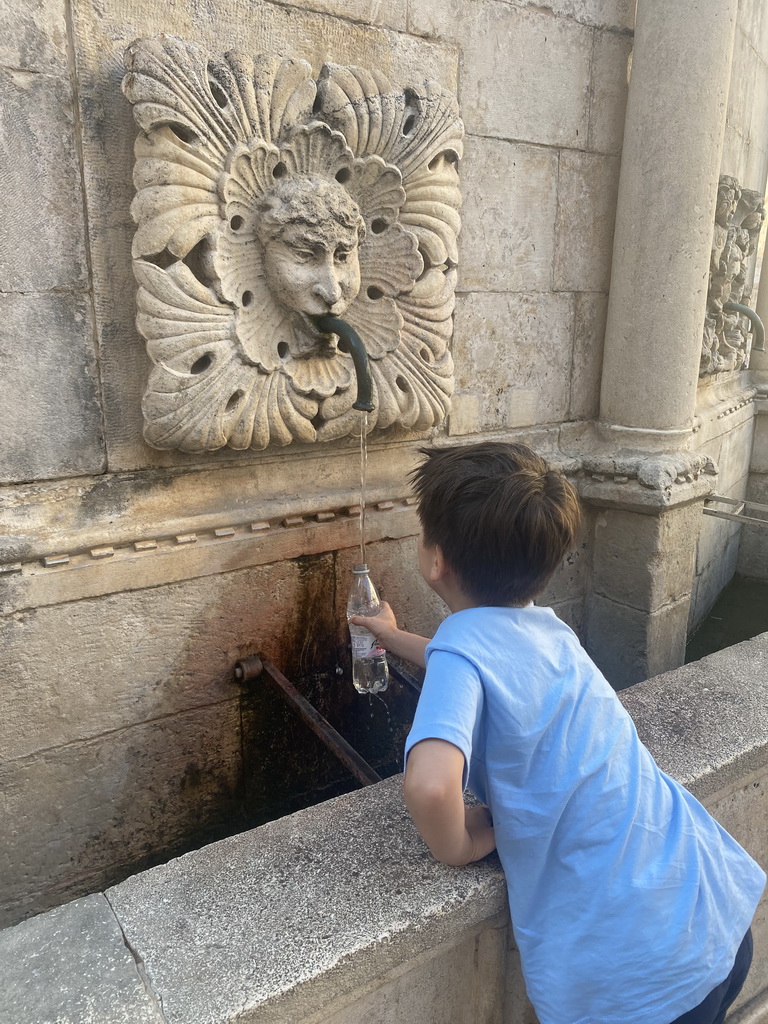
[465,804,496,861]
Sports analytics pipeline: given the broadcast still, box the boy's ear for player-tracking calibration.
[430,544,450,582]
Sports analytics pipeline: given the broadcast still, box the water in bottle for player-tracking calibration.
[346,563,390,695]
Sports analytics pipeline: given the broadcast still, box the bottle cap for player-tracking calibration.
[352,563,369,573]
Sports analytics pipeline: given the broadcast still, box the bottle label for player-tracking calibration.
[350,629,386,658]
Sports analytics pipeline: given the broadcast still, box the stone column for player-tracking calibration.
[582,0,739,687]
[599,0,739,439]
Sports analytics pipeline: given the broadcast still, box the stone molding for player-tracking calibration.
[0,500,421,616]
[122,35,464,453]
[701,175,765,377]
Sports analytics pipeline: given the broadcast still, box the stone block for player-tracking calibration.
[738,473,768,581]
[0,703,242,927]
[412,1,592,146]
[323,922,506,1024]
[695,499,743,577]
[750,413,768,474]
[453,292,573,432]
[0,69,87,292]
[554,150,620,292]
[410,0,634,46]
[586,592,691,688]
[458,138,558,293]
[737,0,768,55]
[592,505,699,611]
[0,291,105,483]
[0,557,327,762]
[570,292,608,421]
[71,0,457,471]
[538,509,593,606]
[0,0,69,73]
[588,29,631,156]
[689,530,741,630]
[0,894,164,1024]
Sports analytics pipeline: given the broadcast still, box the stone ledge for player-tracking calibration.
[621,633,768,798]
[1,635,767,1024]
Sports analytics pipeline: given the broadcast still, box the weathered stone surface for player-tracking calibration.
[458,137,558,293]
[0,0,69,73]
[587,592,691,687]
[0,68,87,292]
[72,0,457,471]
[410,1,592,146]
[0,558,331,762]
[554,151,620,292]
[592,505,700,611]
[538,510,593,609]
[690,529,741,630]
[569,292,608,421]
[0,291,105,484]
[621,632,768,795]
[0,703,242,927]
[410,0,634,47]
[588,29,631,155]
[321,922,506,1024]
[452,292,573,432]
[738,472,768,581]
[0,442,422,567]
[0,894,164,1024]
[105,775,508,1024]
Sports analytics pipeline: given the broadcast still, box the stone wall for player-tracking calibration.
[690,0,768,624]
[0,0,633,927]
[1,633,767,1024]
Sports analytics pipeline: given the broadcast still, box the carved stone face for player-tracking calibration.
[257,176,364,330]
[262,219,361,319]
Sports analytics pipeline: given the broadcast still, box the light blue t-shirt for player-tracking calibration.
[404,606,765,1024]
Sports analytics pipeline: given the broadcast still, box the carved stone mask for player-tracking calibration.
[122,36,464,452]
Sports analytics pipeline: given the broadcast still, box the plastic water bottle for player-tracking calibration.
[346,563,390,694]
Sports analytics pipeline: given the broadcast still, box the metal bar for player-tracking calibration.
[234,656,382,787]
[703,495,768,529]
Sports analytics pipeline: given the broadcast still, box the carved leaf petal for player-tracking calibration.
[279,123,354,178]
[398,267,457,360]
[358,222,422,297]
[285,353,353,399]
[346,156,405,224]
[344,294,403,359]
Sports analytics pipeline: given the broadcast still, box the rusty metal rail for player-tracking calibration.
[234,655,382,787]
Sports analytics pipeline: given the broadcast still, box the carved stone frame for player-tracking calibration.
[122,35,464,452]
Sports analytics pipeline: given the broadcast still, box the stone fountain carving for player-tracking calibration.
[122,36,463,452]
[701,175,765,377]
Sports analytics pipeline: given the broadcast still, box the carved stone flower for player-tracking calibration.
[123,36,463,451]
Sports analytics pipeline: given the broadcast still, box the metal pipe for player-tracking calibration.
[313,314,375,412]
[723,301,765,352]
[234,655,382,787]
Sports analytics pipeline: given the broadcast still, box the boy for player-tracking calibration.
[351,442,765,1024]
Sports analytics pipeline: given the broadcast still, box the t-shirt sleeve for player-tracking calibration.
[404,648,484,790]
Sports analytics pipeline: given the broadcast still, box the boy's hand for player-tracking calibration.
[349,601,430,669]
[349,601,399,645]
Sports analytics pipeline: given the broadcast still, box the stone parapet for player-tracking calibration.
[1,634,766,1024]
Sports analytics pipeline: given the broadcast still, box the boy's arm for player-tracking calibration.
[349,601,430,670]
[404,739,496,866]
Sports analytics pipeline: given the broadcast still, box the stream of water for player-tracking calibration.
[359,411,368,565]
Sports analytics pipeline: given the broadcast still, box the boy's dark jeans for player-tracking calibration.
[669,930,753,1024]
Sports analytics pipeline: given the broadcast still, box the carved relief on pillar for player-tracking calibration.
[701,175,765,377]
[122,36,463,452]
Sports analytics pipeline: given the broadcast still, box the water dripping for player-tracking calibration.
[359,410,368,565]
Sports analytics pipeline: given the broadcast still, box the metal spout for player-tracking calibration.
[313,315,375,412]
[723,301,765,352]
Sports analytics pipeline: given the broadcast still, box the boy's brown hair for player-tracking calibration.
[409,442,581,606]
